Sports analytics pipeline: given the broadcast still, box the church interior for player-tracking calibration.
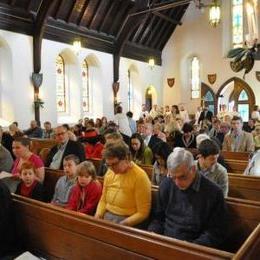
[1,0,260,259]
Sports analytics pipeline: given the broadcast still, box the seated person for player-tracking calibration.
[84,129,104,159]
[62,124,77,141]
[97,130,123,176]
[52,154,79,207]
[130,133,153,165]
[95,141,151,227]
[23,120,43,138]
[244,149,260,176]
[12,137,45,182]
[45,126,85,170]
[0,180,16,257]
[42,121,54,139]
[175,123,197,149]
[15,162,44,201]
[195,139,228,197]
[66,161,102,215]
[148,148,228,249]
[222,116,255,152]
[253,123,260,150]
[0,142,13,172]
[152,142,172,186]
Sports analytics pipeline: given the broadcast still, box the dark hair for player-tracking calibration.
[231,116,243,123]
[63,154,80,165]
[130,133,145,161]
[154,142,172,163]
[172,105,180,114]
[13,137,30,147]
[44,121,51,125]
[12,121,18,127]
[198,139,219,157]
[126,111,133,118]
[116,106,123,114]
[62,124,70,131]
[182,123,193,133]
[103,141,129,160]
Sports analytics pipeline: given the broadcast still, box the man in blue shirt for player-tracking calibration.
[148,148,228,249]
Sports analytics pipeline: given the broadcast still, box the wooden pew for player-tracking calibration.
[29,138,56,155]
[221,151,250,162]
[13,194,237,259]
[12,193,260,259]
[228,174,260,201]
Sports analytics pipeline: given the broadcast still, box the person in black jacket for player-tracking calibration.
[0,180,16,257]
[45,125,85,170]
[198,105,213,127]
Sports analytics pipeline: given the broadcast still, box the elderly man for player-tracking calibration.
[23,120,43,138]
[222,116,255,152]
[148,148,228,249]
[95,141,151,227]
[45,125,85,170]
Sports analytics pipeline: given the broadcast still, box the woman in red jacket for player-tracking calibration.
[66,161,102,215]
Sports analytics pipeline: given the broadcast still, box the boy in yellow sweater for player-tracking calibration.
[95,141,151,227]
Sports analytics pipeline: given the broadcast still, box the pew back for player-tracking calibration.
[13,194,234,260]
[228,174,260,201]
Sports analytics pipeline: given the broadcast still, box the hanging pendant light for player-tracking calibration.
[209,0,221,27]
[72,40,82,55]
[148,58,155,69]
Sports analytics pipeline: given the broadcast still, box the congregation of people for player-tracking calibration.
[1,102,260,256]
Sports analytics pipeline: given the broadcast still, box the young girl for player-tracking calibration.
[15,162,44,201]
[66,161,102,215]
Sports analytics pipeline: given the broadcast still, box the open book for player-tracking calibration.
[0,171,13,179]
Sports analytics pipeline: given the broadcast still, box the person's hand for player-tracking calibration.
[119,219,128,226]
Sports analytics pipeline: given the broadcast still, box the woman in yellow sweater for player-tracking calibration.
[95,141,151,227]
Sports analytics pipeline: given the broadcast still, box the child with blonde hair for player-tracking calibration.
[66,161,102,215]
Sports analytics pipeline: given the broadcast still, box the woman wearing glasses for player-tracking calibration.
[95,141,151,227]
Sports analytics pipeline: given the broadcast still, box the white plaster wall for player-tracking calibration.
[0,29,163,127]
[162,2,260,114]
[119,58,162,120]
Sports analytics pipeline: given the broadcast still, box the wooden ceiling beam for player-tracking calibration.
[98,0,117,32]
[130,0,191,17]
[67,0,85,24]
[79,0,99,28]
[152,11,182,25]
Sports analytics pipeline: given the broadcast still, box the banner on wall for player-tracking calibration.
[207,74,217,85]
[167,78,175,88]
[256,71,260,82]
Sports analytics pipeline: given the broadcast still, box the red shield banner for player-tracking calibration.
[167,78,175,88]
[208,74,216,84]
[256,71,260,82]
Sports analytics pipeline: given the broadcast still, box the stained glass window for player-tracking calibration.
[128,70,133,111]
[232,0,243,48]
[191,57,200,99]
[82,60,89,112]
[238,104,249,121]
[56,55,66,112]
[238,89,248,101]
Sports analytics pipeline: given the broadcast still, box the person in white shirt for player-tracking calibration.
[149,104,160,119]
[114,106,132,137]
[179,104,190,123]
[139,104,149,119]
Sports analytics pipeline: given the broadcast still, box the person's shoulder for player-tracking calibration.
[200,174,223,195]
[214,163,227,174]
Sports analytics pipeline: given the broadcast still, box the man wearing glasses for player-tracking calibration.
[45,125,85,170]
[95,141,151,227]
[148,148,228,249]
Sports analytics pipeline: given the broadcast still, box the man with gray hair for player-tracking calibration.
[148,147,228,249]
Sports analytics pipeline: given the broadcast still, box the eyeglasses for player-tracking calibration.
[105,160,121,169]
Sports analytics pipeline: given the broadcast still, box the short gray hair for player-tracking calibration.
[167,148,194,170]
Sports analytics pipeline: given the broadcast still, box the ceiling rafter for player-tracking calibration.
[67,0,84,24]
[98,0,117,32]
[153,11,182,25]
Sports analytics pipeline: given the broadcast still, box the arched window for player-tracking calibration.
[232,0,244,48]
[56,55,67,113]
[127,70,133,111]
[237,89,249,121]
[82,60,90,113]
[191,57,200,99]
